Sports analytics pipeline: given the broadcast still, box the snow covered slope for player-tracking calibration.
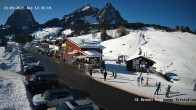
[101,28,196,86]
[31,27,62,40]
[76,29,122,40]
[141,29,196,85]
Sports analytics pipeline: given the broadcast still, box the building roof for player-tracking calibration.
[67,37,105,49]
[80,50,103,58]
[61,29,73,36]
[126,55,155,63]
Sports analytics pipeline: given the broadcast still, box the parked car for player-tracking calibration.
[48,98,100,110]
[21,48,28,54]
[45,48,53,56]
[24,65,45,79]
[23,62,38,69]
[21,53,34,58]
[24,72,59,93]
[164,72,180,83]
[23,60,39,67]
[22,56,35,61]
[32,89,73,110]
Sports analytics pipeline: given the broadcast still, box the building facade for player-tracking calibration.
[126,55,155,72]
[58,37,104,67]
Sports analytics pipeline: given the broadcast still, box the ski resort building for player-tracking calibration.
[58,37,105,67]
[126,55,155,72]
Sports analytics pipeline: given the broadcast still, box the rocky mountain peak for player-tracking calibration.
[5,7,39,29]
[61,3,127,25]
[97,2,127,24]
[82,4,91,11]
[106,2,112,8]
[62,4,99,25]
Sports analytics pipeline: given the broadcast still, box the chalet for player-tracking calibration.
[61,29,73,37]
[58,37,105,67]
[126,55,155,72]
[39,43,49,48]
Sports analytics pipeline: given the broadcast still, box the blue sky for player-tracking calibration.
[0,0,196,30]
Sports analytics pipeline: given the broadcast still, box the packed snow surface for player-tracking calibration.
[101,28,196,87]
[0,44,32,110]
[84,27,196,105]
[0,71,31,110]
[0,43,21,73]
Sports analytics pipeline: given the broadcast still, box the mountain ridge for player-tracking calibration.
[45,2,127,27]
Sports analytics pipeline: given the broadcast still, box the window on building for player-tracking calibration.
[68,44,70,49]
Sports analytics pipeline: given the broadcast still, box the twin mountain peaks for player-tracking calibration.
[5,3,127,28]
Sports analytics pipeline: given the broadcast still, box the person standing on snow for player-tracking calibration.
[193,83,196,91]
[89,67,93,77]
[154,82,161,95]
[104,70,107,81]
[146,78,149,86]
[139,72,142,78]
[100,68,104,74]
[112,70,115,77]
[141,76,144,84]
[165,85,171,97]
[114,71,117,79]
[137,77,140,86]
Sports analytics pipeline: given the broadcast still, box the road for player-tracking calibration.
[27,48,195,110]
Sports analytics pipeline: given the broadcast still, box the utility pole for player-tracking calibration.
[51,38,56,59]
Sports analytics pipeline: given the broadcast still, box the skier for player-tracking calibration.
[114,71,117,79]
[112,70,115,77]
[89,67,92,77]
[193,83,196,91]
[104,70,107,81]
[139,72,142,78]
[137,77,140,86]
[146,78,149,86]
[141,76,144,84]
[100,68,104,74]
[154,82,161,95]
[165,85,171,98]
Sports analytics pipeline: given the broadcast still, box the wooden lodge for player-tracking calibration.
[126,55,155,72]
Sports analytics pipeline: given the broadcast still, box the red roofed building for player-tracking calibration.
[58,37,105,67]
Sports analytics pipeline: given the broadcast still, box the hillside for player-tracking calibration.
[101,27,196,87]
[31,27,62,40]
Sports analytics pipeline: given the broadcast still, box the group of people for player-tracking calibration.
[89,67,196,98]
[154,82,196,97]
[89,67,108,81]
[154,82,171,97]
[137,76,148,86]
